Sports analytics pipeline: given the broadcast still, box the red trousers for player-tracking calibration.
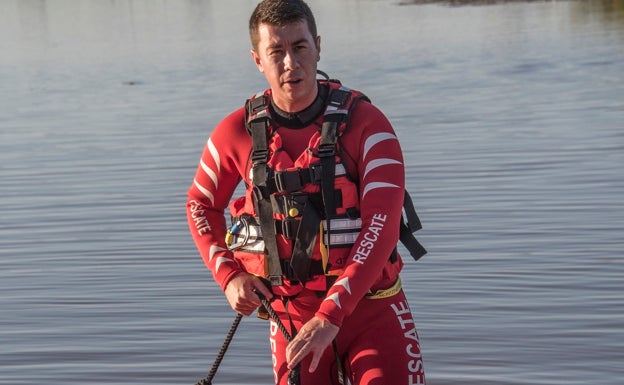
[267,289,426,385]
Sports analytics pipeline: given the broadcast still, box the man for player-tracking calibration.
[186,1,426,384]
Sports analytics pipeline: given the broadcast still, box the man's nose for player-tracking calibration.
[283,49,298,70]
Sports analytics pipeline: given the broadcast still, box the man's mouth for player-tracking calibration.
[284,79,302,85]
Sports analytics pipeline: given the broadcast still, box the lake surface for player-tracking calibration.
[1,1,623,384]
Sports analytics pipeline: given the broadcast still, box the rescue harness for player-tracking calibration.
[228,76,426,287]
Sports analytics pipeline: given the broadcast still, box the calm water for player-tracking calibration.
[1,1,623,384]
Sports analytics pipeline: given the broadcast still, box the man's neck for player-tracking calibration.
[271,82,328,128]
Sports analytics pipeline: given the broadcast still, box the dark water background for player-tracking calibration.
[1,1,623,384]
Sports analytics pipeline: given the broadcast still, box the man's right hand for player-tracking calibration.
[224,272,273,316]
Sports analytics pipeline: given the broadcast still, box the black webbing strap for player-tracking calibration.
[255,194,283,286]
[402,190,422,232]
[289,200,321,283]
[399,191,427,261]
[318,116,338,219]
[248,95,270,185]
[247,95,283,286]
[318,89,351,266]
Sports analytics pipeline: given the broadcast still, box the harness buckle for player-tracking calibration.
[317,144,335,158]
[249,94,270,116]
[309,164,323,184]
[251,149,269,163]
[274,169,304,193]
[328,89,351,108]
[268,275,283,286]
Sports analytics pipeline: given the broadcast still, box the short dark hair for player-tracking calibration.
[249,0,317,50]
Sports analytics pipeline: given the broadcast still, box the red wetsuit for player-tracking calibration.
[187,82,426,385]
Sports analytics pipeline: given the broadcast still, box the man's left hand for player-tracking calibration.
[285,316,339,372]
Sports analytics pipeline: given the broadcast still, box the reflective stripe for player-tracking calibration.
[232,238,264,253]
[323,217,362,230]
[322,217,362,246]
[227,216,362,252]
[325,232,359,246]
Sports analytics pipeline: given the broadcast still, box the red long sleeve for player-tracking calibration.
[315,101,406,326]
[186,108,250,290]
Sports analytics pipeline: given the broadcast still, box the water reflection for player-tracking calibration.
[2,1,623,385]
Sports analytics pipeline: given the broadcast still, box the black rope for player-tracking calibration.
[256,292,301,385]
[258,295,292,342]
[194,313,243,385]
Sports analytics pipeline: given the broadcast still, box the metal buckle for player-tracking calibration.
[269,275,283,286]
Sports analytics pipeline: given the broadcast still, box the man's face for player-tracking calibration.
[251,19,320,113]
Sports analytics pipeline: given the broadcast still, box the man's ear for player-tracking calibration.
[316,36,321,61]
[250,49,264,72]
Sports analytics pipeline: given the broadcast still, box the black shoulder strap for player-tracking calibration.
[319,88,352,218]
[316,88,353,267]
[247,94,271,187]
[246,94,283,286]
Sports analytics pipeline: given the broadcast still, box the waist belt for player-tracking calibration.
[366,276,402,299]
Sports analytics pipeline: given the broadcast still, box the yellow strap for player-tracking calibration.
[319,220,329,272]
[366,276,402,299]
